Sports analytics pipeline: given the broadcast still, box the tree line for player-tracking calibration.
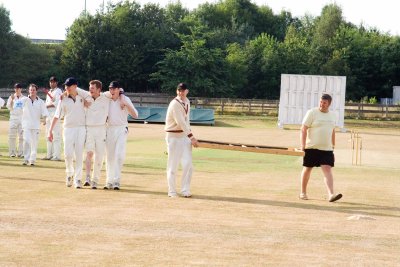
[1,0,399,100]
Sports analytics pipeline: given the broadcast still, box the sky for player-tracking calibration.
[0,0,399,40]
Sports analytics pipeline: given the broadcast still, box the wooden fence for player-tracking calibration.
[126,94,400,119]
[1,89,399,119]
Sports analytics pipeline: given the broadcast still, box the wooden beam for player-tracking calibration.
[197,140,305,157]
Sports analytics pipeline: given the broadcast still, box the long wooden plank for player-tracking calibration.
[197,139,305,157]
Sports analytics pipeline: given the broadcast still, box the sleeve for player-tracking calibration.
[54,100,62,119]
[0,97,4,107]
[172,102,192,137]
[302,109,314,127]
[52,89,63,108]
[41,100,49,117]
[6,96,13,110]
[103,91,112,98]
[20,96,28,106]
[76,88,92,100]
[123,96,138,118]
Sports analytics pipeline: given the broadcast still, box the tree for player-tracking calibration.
[225,43,248,97]
[150,26,230,97]
[0,5,53,87]
[280,25,311,75]
[310,4,345,74]
[61,1,181,91]
[242,33,281,99]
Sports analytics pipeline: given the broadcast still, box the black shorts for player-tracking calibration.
[303,149,334,167]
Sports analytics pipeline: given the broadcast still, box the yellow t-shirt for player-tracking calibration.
[302,107,336,151]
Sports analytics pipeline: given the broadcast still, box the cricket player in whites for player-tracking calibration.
[6,83,25,157]
[48,77,87,189]
[21,84,48,165]
[76,80,110,189]
[104,81,138,190]
[164,83,198,198]
[43,76,63,161]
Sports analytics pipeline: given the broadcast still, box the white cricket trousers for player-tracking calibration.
[106,126,128,185]
[165,136,193,196]
[63,127,86,183]
[45,113,62,159]
[9,118,23,156]
[86,126,106,183]
[23,129,40,163]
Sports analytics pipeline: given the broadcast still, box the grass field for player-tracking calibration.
[0,114,399,266]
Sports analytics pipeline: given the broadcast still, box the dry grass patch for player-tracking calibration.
[0,119,399,266]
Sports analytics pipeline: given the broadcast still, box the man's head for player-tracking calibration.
[14,83,23,95]
[49,76,58,89]
[108,81,121,98]
[319,93,332,112]
[63,77,78,94]
[29,83,38,98]
[89,80,102,98]
[176,82,189,98]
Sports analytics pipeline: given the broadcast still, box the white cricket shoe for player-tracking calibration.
[66,177,72,187]
[74,180,82,189]
[113,182,120,190]
[84,176,91,186]
[103,183,113,190]
[91,181,98,189]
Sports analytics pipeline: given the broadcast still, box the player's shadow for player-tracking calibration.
[0,175,64,184]
[118,188,400,219]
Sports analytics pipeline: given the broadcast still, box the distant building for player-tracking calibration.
[30,39,64,44]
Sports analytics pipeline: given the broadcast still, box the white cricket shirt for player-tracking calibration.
[54,93,86,128]
[45,88,63,114]
[21,96,48,130]
[107,96,134,127]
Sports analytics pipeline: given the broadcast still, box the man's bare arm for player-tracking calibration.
[300,125,308,150]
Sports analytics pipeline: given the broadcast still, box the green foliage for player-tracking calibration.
[2,1,400,100]
[61,1,180,90]
[150,25,231,97]
[0,5,54,87]
[368,96,377,104]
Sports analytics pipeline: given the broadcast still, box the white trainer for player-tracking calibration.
[75,180,82,189]
[84,176,91,187]
[299,193,308,200]
[113,182,120,190]
[91,181,98,189]
[103,183,113,190]
[66,177,72,187]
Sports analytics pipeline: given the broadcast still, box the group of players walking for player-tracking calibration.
[0,77,197,198]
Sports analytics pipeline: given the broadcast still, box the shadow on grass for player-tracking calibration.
[0,161,66,170]
[0,175,64,184]
[1,172,398,219]
[117,188,400,219]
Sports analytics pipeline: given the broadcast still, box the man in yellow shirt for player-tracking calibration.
[299,94,342,202]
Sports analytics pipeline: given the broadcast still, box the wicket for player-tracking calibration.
[350,130,362,165]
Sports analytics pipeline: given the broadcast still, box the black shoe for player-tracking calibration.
[113,186,120,190]
[329,193,343,202]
